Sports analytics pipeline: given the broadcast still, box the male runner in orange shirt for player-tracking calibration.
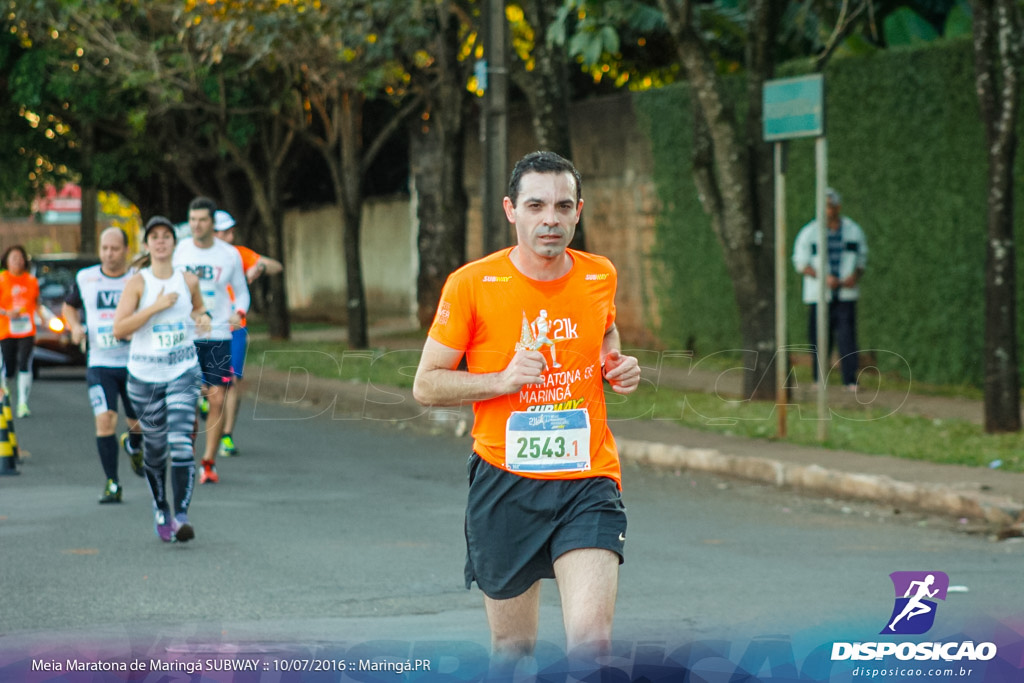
[212,210,283,457]
[413,151,641,672]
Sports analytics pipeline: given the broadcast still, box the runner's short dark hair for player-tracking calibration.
[507,151,582,207]
[188,196,217,217]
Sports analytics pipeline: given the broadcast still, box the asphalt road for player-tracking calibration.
[2,366,1022,681]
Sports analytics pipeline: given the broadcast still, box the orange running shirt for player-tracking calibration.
[228,245,260,329]
[428,247,622,486]
[236,245,260,272]
[0,271,40,339]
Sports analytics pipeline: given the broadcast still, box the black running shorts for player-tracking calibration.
[464,452,627,600]
[86,366,138,419]
[194,339,234,387]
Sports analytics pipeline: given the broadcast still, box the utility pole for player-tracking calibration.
[79,124,98,255]
[480,0,509,254]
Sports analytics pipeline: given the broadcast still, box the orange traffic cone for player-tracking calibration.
[0,403,18,476]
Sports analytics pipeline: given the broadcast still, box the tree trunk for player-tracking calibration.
[221,118,294,340]
[661,0,777,400]
[339,198,367,349]
[514,0,586,250]
[79,124,98,255]
[338,92,369,350]
[254,200,290,340]
[79,186,98,255]
[410,3,469,328]
[303,90,370,349]
[302,80,420,349]
[241,195,291,340]
[971,0,1022,432]
[743,0,779,400]
[410,119,468,328]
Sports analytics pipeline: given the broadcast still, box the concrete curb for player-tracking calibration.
[249,367,1024,530]
[617,439,1024,527]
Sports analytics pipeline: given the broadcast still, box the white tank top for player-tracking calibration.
[127,268,199,383]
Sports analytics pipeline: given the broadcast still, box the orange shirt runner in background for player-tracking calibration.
[428,247,623,486]
[226,245,260,329]
[235,245,260,274]
[0,270,40,339]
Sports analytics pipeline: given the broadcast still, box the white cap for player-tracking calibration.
[214,210,236,232]
[826,188,842,206]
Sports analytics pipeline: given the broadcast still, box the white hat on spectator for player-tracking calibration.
[214,210,236,232]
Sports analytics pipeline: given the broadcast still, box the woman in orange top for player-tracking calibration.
[0,245,48,417]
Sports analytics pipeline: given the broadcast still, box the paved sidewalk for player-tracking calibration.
[249,324,1024,534]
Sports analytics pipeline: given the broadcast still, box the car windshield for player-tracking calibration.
[34,258,100,305]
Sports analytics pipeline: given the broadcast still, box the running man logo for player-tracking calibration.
[881,571,949,635]
[513,310,578,370]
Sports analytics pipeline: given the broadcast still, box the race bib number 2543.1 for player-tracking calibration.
[505,409,591,473]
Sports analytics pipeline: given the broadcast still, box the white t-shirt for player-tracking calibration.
[127,269,199,383]
[70,264,131,368]
[173,237,250,341]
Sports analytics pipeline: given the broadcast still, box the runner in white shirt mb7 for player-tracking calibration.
[172,197,250,485]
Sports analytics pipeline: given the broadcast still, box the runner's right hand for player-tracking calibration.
[154,287,179,311]
[501,349,547,393]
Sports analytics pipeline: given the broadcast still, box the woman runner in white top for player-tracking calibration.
[113,217,211,543]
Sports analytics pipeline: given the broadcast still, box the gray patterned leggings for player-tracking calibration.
[128,365,202,517]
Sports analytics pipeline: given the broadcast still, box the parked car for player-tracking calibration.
[29,253,100,371]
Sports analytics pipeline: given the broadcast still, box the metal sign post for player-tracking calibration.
[763,74,826,440]
[773,142,788,437]
[815,138,829,442]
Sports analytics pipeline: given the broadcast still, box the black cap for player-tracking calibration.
[143,216,177,242]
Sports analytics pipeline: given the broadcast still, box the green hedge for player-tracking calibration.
[635,37,1023,386]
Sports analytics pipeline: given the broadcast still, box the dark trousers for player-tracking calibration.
[0,336,34,378]
[808,301,858,386]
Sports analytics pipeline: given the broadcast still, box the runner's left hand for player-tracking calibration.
[603,350,641,394]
